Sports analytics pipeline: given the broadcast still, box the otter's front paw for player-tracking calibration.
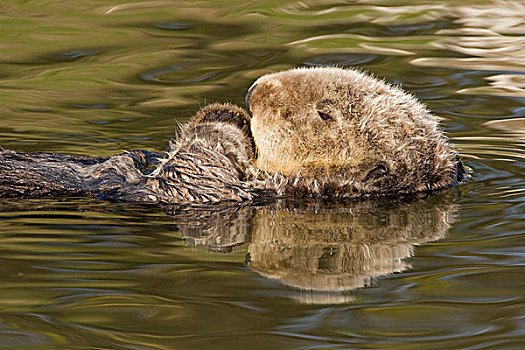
[189,103,251,133]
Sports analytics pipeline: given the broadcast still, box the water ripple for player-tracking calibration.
[0,0,524,349]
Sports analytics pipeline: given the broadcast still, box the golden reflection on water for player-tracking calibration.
[458,74,525,98]
[484,118,525,140]
[457,117,525,164]
[411,1,525,96]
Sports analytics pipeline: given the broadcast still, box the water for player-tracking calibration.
[0,0,524,348]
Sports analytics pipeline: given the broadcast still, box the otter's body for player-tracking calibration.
[0,104,260,203]
[0,67,465,203]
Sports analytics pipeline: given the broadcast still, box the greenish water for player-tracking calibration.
[1,1,524,349]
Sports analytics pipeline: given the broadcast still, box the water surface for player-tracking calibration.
[1,0,524,349]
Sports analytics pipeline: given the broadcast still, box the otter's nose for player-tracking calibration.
[245,83,257,117]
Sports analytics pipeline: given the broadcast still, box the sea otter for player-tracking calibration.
[0,67,465,203]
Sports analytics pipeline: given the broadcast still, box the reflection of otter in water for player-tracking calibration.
[247,194,457,292]
[0,67,465,203]
[174,190,458,296]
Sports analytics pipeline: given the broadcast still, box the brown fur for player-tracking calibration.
[0,68,465,203]
[246,67,465,198]
[143,103,260,203]
[0,104,259,203]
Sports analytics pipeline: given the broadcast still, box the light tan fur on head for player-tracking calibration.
[246,67,464,197]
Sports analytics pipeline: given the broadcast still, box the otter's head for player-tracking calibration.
[246,67,465,196]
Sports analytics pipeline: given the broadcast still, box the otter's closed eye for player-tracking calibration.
[317,111,334,121]
[365,164,389,180]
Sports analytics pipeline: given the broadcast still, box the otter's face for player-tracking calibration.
[246,67,464,196]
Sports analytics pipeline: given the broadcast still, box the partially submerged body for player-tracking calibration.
[0,67,465,204]
[0,104,260,203]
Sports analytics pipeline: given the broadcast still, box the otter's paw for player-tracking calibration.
[189,103,251,132]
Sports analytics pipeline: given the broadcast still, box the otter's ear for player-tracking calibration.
[189,103,251,131]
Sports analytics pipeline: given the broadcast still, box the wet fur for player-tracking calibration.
[146,103,260,203]
[0,68,465,203]
[246,67,465,197]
